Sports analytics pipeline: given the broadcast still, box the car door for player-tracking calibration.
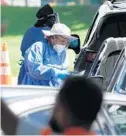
[103,93,126,135]
[106,104,126,135]
[19,105,53,129]
[106,49,126,93]
[18,104,117,135]
[110,62,126,94]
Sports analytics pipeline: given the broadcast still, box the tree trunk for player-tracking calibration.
[25,0,28,6]
[11,0,14,5]
[80,0,84,4]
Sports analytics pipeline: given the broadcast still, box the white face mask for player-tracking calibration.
[53,44,66,54]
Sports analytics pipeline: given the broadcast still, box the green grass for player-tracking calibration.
[1,5,98,76]
[1,36,23,76]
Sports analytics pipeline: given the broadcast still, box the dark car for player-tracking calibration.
[89,44,126,94]
[74,0,126,74]
[87,37,126,88]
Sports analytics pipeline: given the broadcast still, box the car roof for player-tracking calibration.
[113,1,126,9]
[98,37,126,61]
[100,1,126,15]
[1,85,58,102]
[8,95,56,115]
[96,1,126,21]
[4,88,126,115]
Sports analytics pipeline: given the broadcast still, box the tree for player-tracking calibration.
[25,0,28,6]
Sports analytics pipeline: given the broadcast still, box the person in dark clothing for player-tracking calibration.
[1,99,41,135]
[21,4,58,57]
[1,99,18,135]
[46,76,103,135]
[18,4,59,84]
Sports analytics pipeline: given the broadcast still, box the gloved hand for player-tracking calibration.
[56,71,71,80]
[47,64,62,69]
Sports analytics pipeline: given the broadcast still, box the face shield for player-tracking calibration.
[46,13,60,28]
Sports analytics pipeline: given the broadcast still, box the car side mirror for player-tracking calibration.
[68,34,80,54]
[88,75,104,88]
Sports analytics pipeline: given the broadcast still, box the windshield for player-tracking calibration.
[113,61,126,93]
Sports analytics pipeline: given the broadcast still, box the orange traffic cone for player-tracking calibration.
[0,43,12,85]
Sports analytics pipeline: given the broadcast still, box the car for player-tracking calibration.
[87,44,126,94]
[74,0,126,73]
[84,0,126,50]
[73,37,125,78]
[1,87,57,135]
[87,37,126,88]
[1,90,126,135]
[1,85,58,103]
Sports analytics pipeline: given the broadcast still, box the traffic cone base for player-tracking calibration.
[0,75,12,85]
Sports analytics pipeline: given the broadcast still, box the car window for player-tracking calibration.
[19,105,126,135]
[84,13,99,44]
[21,108,52,128]
[90,14,126,51]
[94,50,122,90]
[84,2,111,46]
[113,62,126,93]
[101,51,121,89]
[21,107,113,135]
[74,49,97,73]
[108,105,126,135]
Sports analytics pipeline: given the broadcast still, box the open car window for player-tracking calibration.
[74,48,97,73]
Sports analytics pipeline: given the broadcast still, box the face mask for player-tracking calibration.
[53,44,66,54]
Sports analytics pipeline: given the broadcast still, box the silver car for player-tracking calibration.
[1,89,126,135]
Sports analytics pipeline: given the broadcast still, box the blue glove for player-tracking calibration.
[57,71,70,80]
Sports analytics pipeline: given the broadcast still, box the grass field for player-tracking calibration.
[1,5,98,76]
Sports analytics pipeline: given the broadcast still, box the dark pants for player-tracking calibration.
[18,61,25,84]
